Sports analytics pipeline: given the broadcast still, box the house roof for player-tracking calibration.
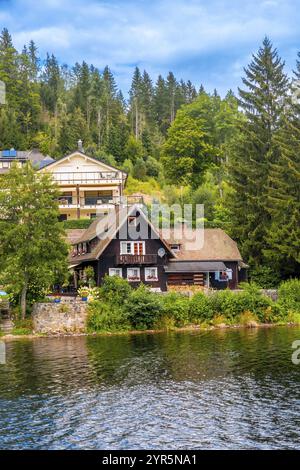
[164,261,227,273]
[68,208,244,268]
[160,228,242,261]
[66,229,86,245]
[69,205,175,264]
[37,150,127,177]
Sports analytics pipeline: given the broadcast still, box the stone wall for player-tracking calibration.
[32,301,88,334]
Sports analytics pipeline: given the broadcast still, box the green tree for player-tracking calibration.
[0,163,69,318]
[162,110,213,187]
[228,37,289,267]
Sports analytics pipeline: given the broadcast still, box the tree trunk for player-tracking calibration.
[20,277,28,320]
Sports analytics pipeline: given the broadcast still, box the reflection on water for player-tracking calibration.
[0,327,299,449]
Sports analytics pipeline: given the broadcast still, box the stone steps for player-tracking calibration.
[0,319,14,334]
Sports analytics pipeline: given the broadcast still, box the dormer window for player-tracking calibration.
[171,244,181,252]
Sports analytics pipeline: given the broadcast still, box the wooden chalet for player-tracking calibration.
[68,205,248,291]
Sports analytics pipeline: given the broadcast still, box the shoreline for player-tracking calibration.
[1,321,299,341]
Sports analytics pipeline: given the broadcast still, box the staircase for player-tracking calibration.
[0,303,13,334]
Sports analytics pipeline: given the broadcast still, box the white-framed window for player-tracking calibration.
[127,268,140,282]
[109,268,123,277]
[145,267,158,282]
[215,269,233,281]
[120,241,145,255]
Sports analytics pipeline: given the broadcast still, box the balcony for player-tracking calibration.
[81,196,118,208]
[58,196,78,208]
[80,195,145,208]
[52,171,124,185]
[116,254,157,265]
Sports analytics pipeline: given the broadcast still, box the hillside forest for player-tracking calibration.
[0,29,299,285]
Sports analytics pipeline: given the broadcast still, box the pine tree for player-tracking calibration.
[0,28,19,108]
[40,53,61,114]
[264,113,300,277]
[228,37,289,267]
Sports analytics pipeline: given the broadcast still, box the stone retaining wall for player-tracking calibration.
[32,302,88,334]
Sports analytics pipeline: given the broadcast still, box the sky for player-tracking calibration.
[1,0,300,95]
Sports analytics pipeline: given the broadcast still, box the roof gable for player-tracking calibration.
[38,151,126,175]
[71,205,175,262]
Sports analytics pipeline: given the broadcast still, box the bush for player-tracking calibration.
[249,266,280,288]
[161,292,190,326]
[99,275,132,306]
[126,285,164,330]
[238,311,259,326]
[61,219,92,229]
[87,300,130,332]
[278,279,300,313]
[11,318,33,335]
[189,292,214,322]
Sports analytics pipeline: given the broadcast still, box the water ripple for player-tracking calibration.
[0,328,300,449]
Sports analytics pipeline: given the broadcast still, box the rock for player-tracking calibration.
[246,320,259,328]
[216,323,227,329]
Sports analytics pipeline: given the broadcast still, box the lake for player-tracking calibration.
[0,327,300,449]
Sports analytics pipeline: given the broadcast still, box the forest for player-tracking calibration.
[0,28,299,285]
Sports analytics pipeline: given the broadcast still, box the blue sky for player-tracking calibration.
[1,0,300,95]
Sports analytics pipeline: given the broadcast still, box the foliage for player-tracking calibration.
[125,284,164,330]
[189,292,214,322]
[238,311,259,326]
[228,37,290,274]
[0,163,69,318]
[161,292,190,326]
[99,275,132,306]
[249,266,281,288]
[83,266,96,287]
[87,300,130,332]
[278,279,300,313]
[11,318,33,335]
[61,219,93,229]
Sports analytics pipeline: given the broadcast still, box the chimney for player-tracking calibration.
[78,139,83,152]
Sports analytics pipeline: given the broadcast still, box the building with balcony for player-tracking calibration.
[68,205,248,291]
[38,148,128,220]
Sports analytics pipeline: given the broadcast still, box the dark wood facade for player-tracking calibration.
[72,208,246,291]
[96,229,171,291]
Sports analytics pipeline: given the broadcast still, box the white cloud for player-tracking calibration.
[2,0,300,94]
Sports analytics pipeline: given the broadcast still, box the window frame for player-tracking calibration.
[145,267,158,282]
[120,241,145,255]
[127,267,141,282]
[109,268,123,277]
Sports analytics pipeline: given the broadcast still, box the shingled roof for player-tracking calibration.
[68,208,243,266]
[164,228,242,261]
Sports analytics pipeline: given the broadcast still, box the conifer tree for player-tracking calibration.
[228,37,289,267]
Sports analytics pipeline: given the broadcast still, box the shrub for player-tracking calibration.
[11,318,33,335]
[161,292,190,326]
[211,314,229,326]
[235,283,280,323]
[61,219,92,229]
[87,300,130,332]
[238,311,259,327]
[189,292,214,322]
[99,275,132,306]
[287,311,300,324]
[125,285,164,330]
[278,279,300,313]
[249,266,280,288]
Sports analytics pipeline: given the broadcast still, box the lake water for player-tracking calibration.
[0,327,300,450]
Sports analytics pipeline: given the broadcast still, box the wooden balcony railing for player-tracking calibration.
[52,171,124,184]
[116,254,157,265]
